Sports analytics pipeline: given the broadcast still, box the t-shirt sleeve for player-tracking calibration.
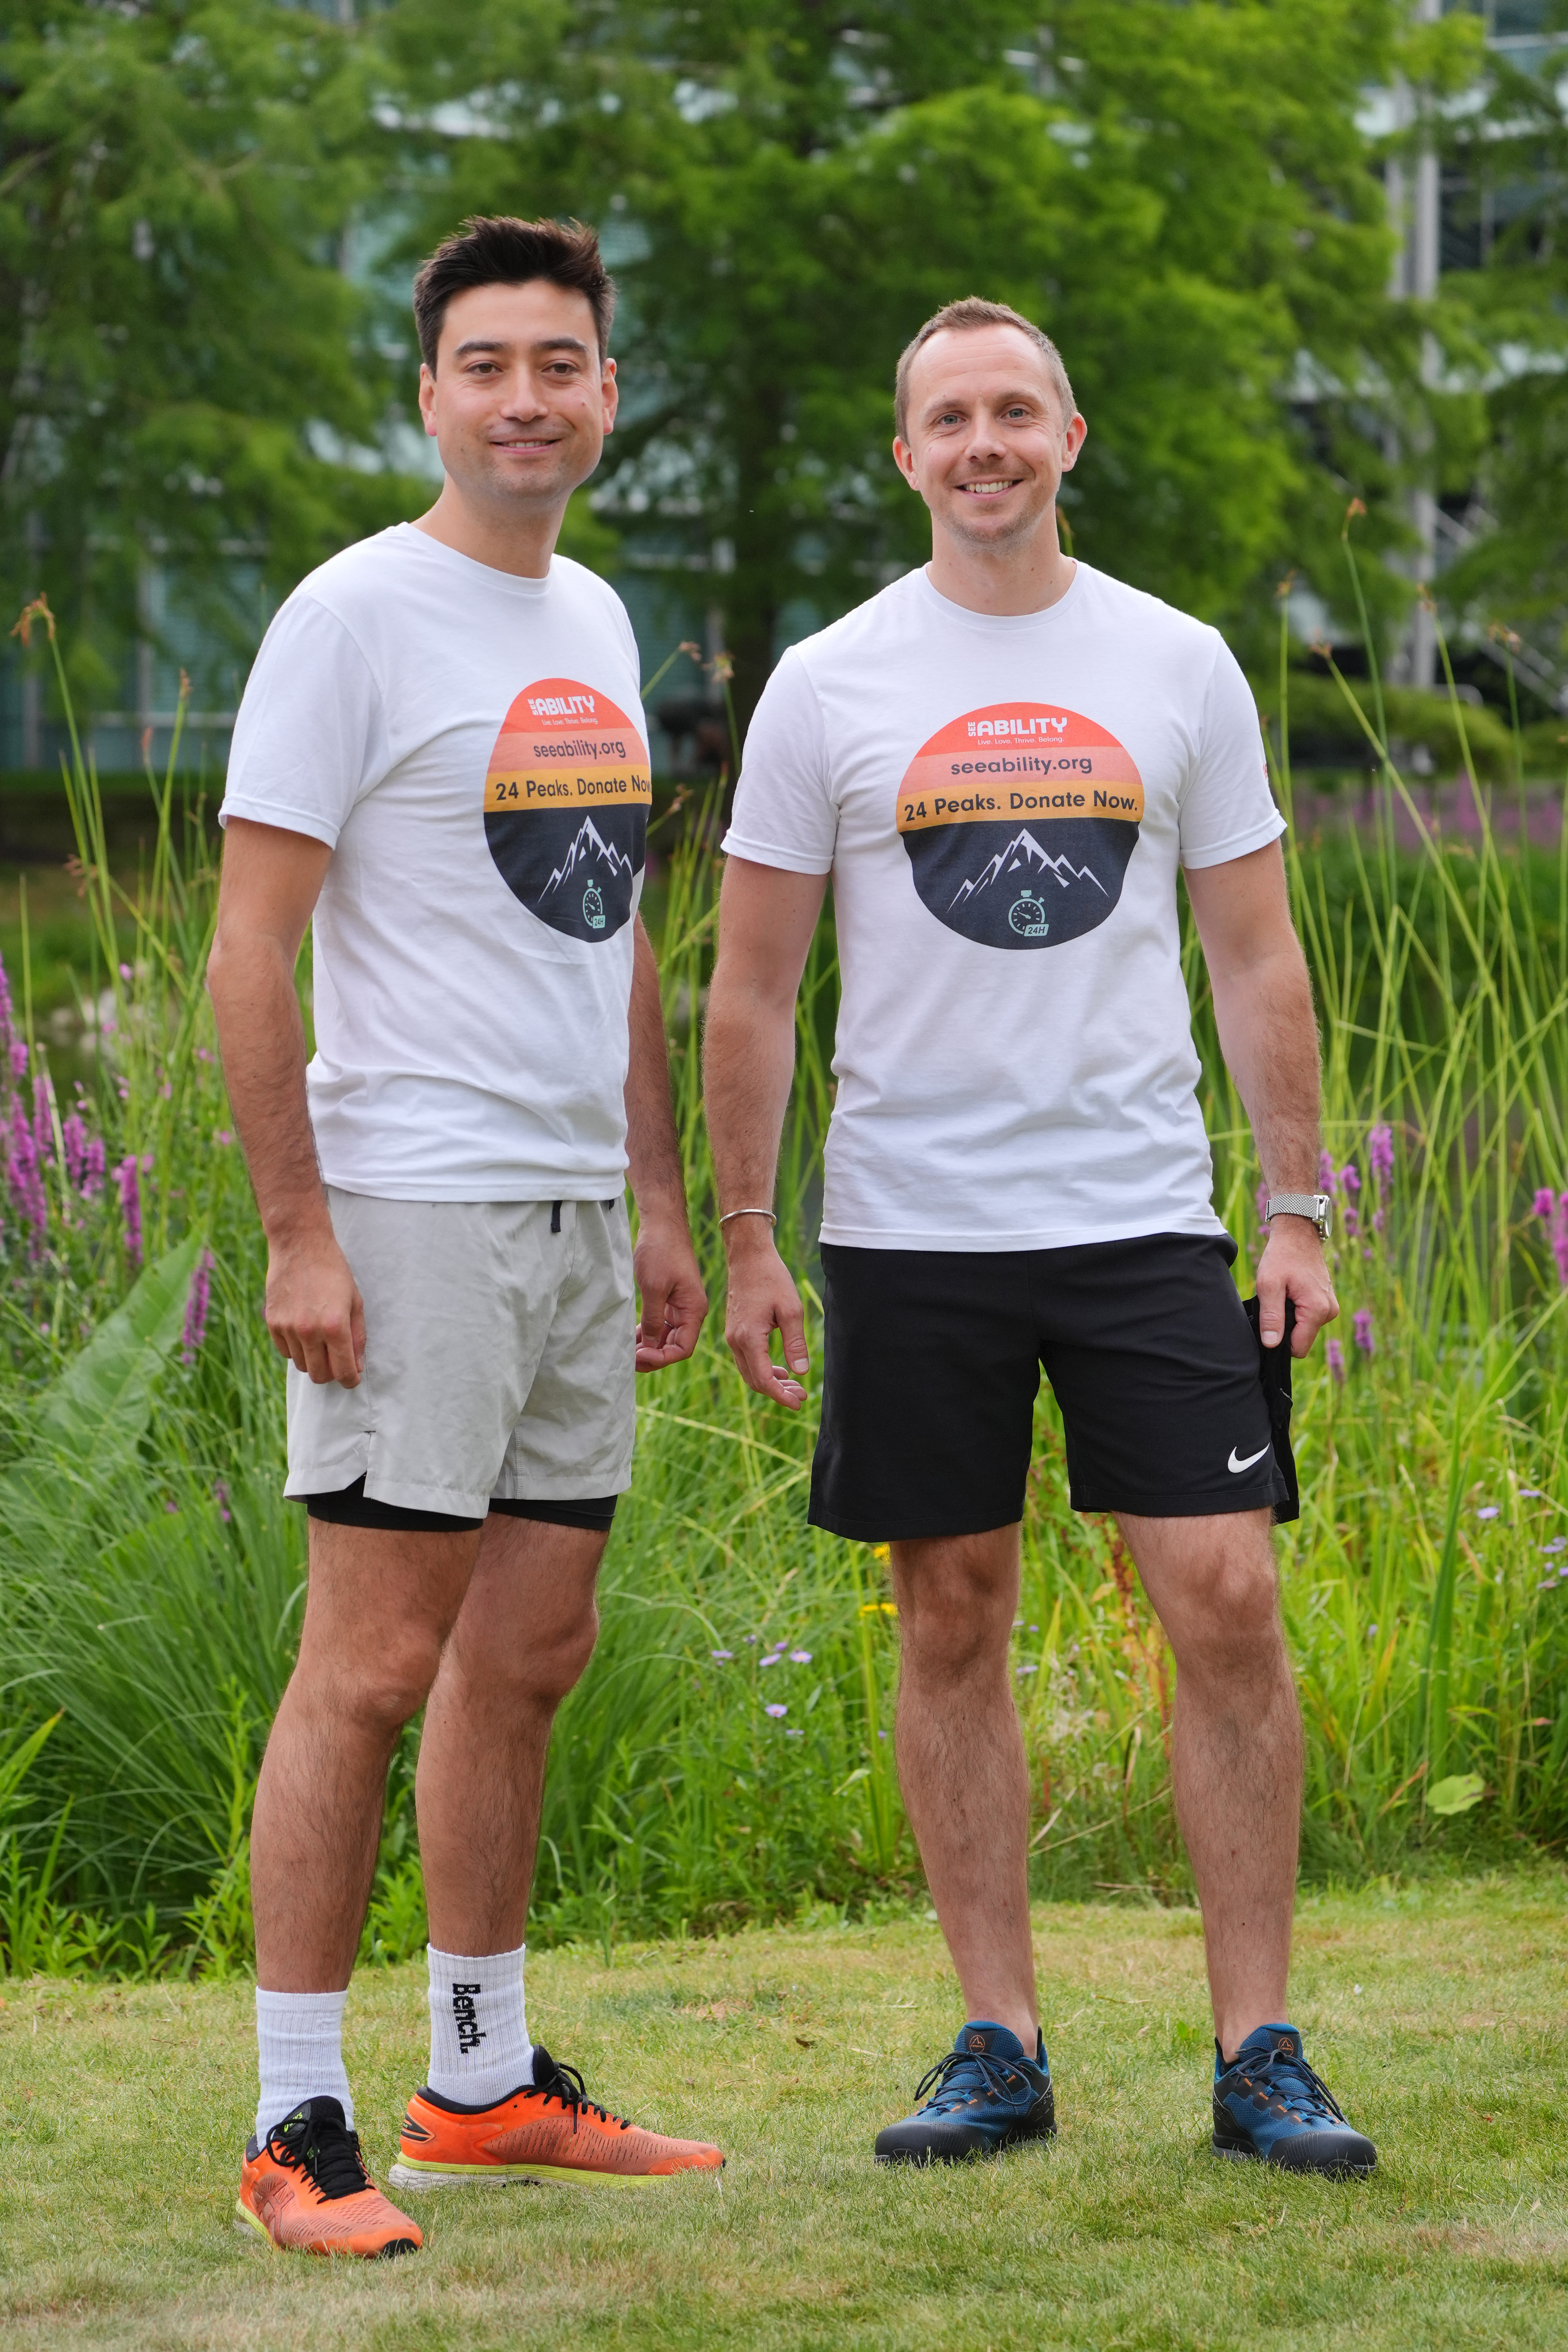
[1177,637,1287,871]
[721,648,837,875]
[219,596,381,850]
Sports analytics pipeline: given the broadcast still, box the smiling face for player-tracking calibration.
[417,279,617,516]
[893,323,1086,555]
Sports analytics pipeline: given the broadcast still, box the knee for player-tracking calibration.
[1176,1549,1282,1677]
[530,1601,600,1704]
[461,1601,600,1712]
[300,1626,444,1736]
[896,1566,1012,1684]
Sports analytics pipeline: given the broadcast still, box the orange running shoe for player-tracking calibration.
[389,2045,724,2191]
[236,2097,423,2258]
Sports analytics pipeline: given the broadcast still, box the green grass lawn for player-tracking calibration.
[2,1880,1566,2350]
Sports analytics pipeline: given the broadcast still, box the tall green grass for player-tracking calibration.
[0,569,1565,1980]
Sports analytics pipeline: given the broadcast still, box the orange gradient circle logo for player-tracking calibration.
[484,677,650,942]
[897,701,1143,950]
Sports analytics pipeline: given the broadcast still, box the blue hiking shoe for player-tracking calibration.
[874,2021,1055,2166]
[1212,2024,1376,2177]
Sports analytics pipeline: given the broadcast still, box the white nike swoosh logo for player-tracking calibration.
[1228,1444,1270,1474]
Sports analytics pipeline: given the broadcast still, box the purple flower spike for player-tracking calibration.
[1552,1195,1568,1290]
[31,1076,54,1165]
[1534,1188,1557,1220]
[1342,1206,1360,1239]
[114,1154,143,1265]
[1326,1337,1346,1385]
[82,1135,105,1197]
[1340,1163,1361,1196]
[181,1249,213,1364]
[8,1098,47,1238]
[61,1112,87,1189]
[1318,1149,1337,1193]
[765,1702,787,1718]
[1353,1308,1375,1357]
[0,956,15,1081]
[1369,1125,1394,1186]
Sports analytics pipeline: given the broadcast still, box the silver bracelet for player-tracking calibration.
[719,1207,777,1227]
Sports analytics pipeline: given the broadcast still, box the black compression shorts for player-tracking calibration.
[808,1232,1297,1543]
[303,1477,619,1536]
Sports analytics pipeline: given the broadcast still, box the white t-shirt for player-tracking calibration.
[723,562,1283,1252]
[221,524,651,1200]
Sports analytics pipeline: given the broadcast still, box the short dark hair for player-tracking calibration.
[412,216,616,371]
[894,298,1075,441]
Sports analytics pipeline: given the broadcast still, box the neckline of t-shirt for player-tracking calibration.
[911,560,1090,634]
[388,521,556,599]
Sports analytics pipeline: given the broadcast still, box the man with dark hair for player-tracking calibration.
[211,215,723,2258]
[704,296,1378,2177]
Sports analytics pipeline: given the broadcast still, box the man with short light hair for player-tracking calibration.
[704,294,1377,2176]
[212,215,723,2258]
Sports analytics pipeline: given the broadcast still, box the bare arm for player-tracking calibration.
[626,914,706,1371]
[206,817,365,1386]
[1184,838,1338,1357]
[703,856,828,1408]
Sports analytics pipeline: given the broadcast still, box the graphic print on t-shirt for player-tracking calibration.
[483,677,652,942]
[897,701,1144,950]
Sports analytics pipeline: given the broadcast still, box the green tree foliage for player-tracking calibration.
[0,0,419,707]
[394,1,1430,719]
[1432,10,1568,668]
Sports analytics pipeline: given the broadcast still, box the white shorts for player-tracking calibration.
[285,1190,636,1520]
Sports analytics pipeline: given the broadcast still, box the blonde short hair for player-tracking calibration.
[894,298,1075,441]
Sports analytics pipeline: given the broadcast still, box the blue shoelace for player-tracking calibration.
[1223,2043,1347,2126]
[912,2046,1037,2116]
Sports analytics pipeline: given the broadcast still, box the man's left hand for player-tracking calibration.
[633,1216,708,1371]
[1256,1217,1338,1356]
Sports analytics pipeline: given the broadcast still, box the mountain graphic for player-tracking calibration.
[540,815,637,897]
[947,827,1108,912]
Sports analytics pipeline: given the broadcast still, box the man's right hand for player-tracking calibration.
[265,1228,366,1387]
[722,1226,809,1410]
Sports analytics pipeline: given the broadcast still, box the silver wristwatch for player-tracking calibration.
[1265,1191,1332,1240]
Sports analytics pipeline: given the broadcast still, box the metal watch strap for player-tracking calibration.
[1265,1191,1333,1240]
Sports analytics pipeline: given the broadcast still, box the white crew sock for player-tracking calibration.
[425,1943,532,2108]
[254,1987,354,2145]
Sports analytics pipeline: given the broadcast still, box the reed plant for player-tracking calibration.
[0,558,1564,1979]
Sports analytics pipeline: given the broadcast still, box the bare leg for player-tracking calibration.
[416,1515,606,1955]
[1116,1507,1301,2058]
[888,1525,1037,2048]
[251,1519,479,1991]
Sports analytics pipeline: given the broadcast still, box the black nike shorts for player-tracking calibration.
[808,1232,1296,1543]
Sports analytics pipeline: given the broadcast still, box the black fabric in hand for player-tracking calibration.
[1244,1293,1299,1526]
